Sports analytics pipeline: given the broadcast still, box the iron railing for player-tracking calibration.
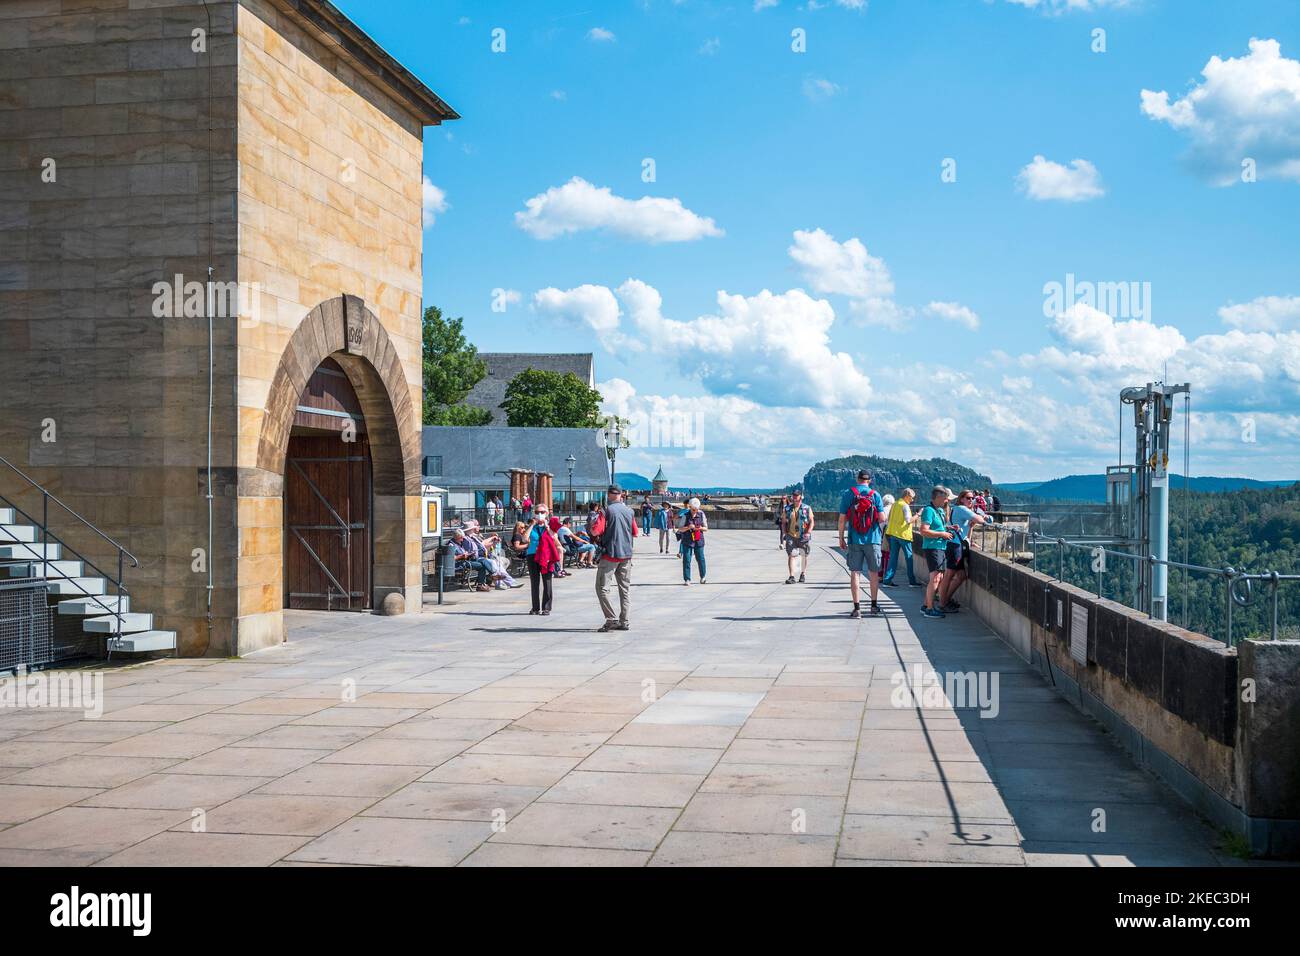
[984,527,1299,646]
[0,453,138,645]
[0,577,54,671]
[440,506,612,535]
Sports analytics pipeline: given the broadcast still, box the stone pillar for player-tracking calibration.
[537,473,553,511]
[1236,639,1300,857]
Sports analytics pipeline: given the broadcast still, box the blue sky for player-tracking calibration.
[342,0,1300,486]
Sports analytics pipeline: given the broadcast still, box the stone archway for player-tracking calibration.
[256,295,422,617]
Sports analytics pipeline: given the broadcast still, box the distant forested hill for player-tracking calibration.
[1048,483,1300,642]
[798,456,993,510]
[614,472,652,491]
[998,474,1295,504]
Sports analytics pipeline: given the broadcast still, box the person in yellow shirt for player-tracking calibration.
[881,487,922,587]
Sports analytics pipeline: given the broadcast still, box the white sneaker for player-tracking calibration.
[683,580,691,586]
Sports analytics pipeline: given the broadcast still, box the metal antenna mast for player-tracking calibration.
[1119,381,1191,621]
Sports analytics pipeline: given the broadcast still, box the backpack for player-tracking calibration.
[787,503,811,539]
[847,486,880,535]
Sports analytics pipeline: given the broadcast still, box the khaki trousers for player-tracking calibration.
[596,558,631,625]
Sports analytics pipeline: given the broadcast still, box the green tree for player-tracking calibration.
[499,369,603,428]
[422,306,491,426]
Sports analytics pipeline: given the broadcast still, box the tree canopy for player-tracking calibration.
[421,306,491,426]
[499,368,604,428]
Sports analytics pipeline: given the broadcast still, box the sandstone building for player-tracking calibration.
[0,0,457,654]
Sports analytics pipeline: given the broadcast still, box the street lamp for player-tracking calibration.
[601,417,626,487]
[565,454,576,514]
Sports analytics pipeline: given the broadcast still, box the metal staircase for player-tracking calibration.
[0,456,176,661]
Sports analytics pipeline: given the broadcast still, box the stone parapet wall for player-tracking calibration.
[963,545,1300,857]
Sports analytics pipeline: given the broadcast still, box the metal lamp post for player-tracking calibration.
[565,454,576,514]
[602,418,621,486]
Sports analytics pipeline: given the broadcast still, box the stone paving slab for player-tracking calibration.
[0,530,1237,866]
[96,832,311,867]
[489,802,679,851]
[286,818,491,866]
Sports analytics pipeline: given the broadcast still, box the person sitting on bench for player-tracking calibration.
[448,528,493,592]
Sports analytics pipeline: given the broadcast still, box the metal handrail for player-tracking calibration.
[986,527,1299,645]
[0,453,139,641]
[0,455,139,566]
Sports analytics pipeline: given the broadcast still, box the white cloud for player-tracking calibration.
[421,177,448,227]
[1141,38,1300,185]
[600,294,1300,484]
[924,301,981,331]
[549,90,567,101]
[1016,155,1105,201]
[618,279,874,408]
[789,228,893,301]
[788,228,916,329]
[699,37,721,56]
[515,177,723,243]
[532,285,635,352]
[1218,295,1300,332]
[802,77,842,101]
[1029,302,1300,413]
[587,27,616,42]
[756,0,867,9]
[1005,0,1130,11]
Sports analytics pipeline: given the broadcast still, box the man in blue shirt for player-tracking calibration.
[838,469,887,618]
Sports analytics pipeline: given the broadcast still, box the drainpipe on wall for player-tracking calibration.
[202,0,216,656]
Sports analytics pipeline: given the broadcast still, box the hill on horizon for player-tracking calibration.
[797,456,993,510]
[619,464,1296,506]
[999,474,1298,503]
[614,472,779,496]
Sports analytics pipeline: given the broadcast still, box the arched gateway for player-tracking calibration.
[252,296,422,620]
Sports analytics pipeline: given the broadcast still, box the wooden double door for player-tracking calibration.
[284,434,371,610]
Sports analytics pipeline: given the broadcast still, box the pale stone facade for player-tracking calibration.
[0,0,455,655]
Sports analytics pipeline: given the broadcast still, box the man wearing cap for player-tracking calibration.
[838,469,887,618]
[595,485,638,632]
[449,528,493,592]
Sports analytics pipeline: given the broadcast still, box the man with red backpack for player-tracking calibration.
[838,469,887,618]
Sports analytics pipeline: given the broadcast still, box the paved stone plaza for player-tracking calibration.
[0,531,1236,866]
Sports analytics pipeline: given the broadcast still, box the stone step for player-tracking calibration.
[46,576,107,596]
[57,594,130,615]
[107,630,176,654]
[0,559,84,579]
[83,612,153,635]
[0,507,13,524]
[0,524,38,542]
[0,542,61,560]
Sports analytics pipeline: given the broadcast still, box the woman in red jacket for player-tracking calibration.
[528,515,564,615]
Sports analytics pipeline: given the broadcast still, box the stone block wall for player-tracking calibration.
[0,0,242,656]
[0,0,439,656]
